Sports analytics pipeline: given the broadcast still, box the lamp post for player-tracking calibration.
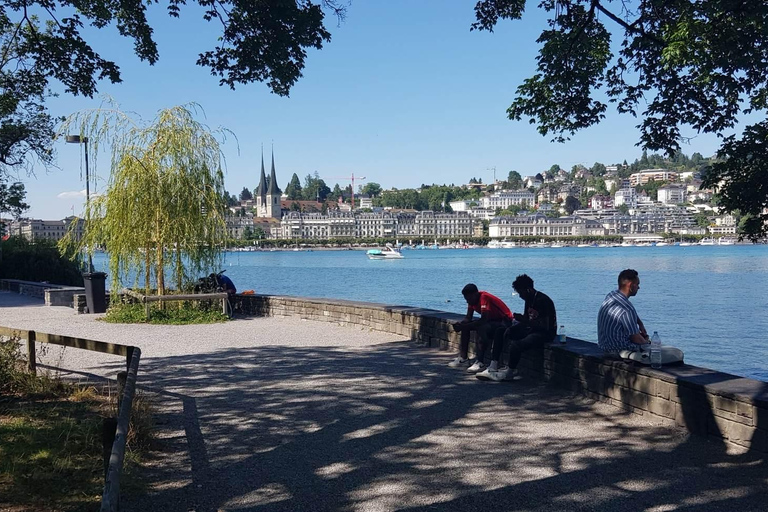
[66,135,94,273]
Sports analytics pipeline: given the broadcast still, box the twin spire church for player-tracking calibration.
[255,151,282,219]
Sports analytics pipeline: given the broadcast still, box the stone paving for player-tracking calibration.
[1,291,767,511]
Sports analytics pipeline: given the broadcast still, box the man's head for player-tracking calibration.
[618,269,640,297]
[512,274,535,301]
[461,283,480,305]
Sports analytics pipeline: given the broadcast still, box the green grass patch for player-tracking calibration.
[103,301,228,324]
[0,339,154,511]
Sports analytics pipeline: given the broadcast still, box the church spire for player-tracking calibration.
[255,147,267,199]
[267,148,281,195]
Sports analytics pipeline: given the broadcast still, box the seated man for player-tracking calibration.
[448,283,514,373]
[476,274,556,382]
[597,269,650,354]
[217,273,237,295]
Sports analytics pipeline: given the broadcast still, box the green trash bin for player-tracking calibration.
[83,272,107,314]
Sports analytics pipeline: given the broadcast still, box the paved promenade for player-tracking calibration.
[1,291,767,511]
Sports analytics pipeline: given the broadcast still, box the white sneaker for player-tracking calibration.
[448,357,469,368]
[475,367,496,381]
[467,360,486,373]
[490,367,521,382]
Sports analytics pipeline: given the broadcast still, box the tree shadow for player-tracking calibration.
[76,338,768,512]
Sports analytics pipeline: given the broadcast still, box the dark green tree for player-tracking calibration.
[0,179,28,233]
[361,182,382,198]
[285,173,303,200]
[507,170,523,190]
[239,186,252,201]
[564,195,581,215]
[473,0,768,237]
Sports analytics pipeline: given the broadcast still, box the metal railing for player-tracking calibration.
[0,326,141,511]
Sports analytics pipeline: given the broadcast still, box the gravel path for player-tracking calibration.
[2,291,766,512]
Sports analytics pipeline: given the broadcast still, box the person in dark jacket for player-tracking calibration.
[476,274,557,382]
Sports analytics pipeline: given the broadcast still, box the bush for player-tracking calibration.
[104,302,228,325]
[0,236,84,285]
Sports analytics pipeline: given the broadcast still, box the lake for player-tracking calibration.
[94,245,768,381]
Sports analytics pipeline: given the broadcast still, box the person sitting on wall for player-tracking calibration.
[448,283,515,373]
[597,269,650,354]
[476,274,557,382]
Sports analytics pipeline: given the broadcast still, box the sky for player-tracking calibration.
[12,1,735,219]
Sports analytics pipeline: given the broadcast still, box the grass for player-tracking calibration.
[0,338,155,511]
[103,301,228,324]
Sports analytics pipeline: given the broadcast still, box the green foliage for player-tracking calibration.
[361,182,382,198]
[507,170,523,190]
[0,237,83,285]
[0,178,28,230]
[301,172,331,201]
[285,173,303,200]
[564,195,581,215]
[635,180,669,201]
[104,302,228,325]
[59,102,228,296]
[239,187,252,201]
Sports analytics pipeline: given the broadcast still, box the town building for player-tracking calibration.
[489,214,605,238]
[254,151,282,219]
[614,188,638,208]
[480,190,536,210]
[9,216,84,242]
[629,169,679,186]
[657,184,688,205]
[278,211,477,240]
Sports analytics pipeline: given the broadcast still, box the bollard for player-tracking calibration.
[117,371,127,411]
[102,417,118,480]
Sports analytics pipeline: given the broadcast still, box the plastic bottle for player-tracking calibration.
[650,331,662,369]
[558,324,567,344]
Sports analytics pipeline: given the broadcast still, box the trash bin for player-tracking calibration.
[83,272,107,314]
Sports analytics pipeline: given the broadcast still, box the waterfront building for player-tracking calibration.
[10,216,84,242]
[277,210,476,240]
[629,169,679,186]
[489,214,605,238]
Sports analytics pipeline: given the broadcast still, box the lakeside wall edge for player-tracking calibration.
[233,293,768,454]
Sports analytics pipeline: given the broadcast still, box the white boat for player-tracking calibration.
[699,238,715,246]
[487,240,503,249]
[501,240,519,249]
[577,243,591,248]
[679,242,694,247]
[655,242,669,247]
[718,238,736,246]
[366,245,404,259]
[550,243,564,248]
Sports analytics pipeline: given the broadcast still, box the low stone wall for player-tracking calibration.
[234,294,768,454]
[73,293,112,314]
[0,279,83,305]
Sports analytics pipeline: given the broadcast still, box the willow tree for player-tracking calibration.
[59,103,229,295]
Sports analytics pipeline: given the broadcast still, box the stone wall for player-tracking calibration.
[234,294,768,454]
[0,279,83,305]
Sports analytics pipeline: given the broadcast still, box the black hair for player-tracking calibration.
[512,274,534,291]
[461,283,478,296]
[618,269,639,287]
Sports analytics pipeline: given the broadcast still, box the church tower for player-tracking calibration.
[255,151,268,217]
[265,150,282,219]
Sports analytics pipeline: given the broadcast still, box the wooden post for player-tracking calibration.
[116,371,127,411]
[222,297,227,316]
[126,346,134,371]
[102,417,118,480]
[26,330,36,375]
[144,298,150,321]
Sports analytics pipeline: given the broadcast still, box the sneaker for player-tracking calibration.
[490,367,522,382]
[475,367,496,381]
[448,357,469,368]
[467,360,486,373]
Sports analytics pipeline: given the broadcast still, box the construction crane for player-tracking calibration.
[331,173,367,209]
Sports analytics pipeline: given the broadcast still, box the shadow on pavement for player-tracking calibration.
[72,339,766,512]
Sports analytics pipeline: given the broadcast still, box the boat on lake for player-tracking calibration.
[366,244,404,259]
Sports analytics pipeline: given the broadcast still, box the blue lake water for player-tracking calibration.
[94,245,768,381]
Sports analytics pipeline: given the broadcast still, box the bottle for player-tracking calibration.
[650,331,662,369]
[558,324,566,344]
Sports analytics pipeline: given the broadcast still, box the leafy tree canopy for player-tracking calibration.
[239,186,252,201]
[285,173,302,200]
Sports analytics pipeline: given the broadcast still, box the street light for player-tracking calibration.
[66,135,93,273]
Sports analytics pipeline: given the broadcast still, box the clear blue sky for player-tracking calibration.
[17,1,730,219]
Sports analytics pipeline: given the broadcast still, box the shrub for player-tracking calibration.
[0,236,84,285]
